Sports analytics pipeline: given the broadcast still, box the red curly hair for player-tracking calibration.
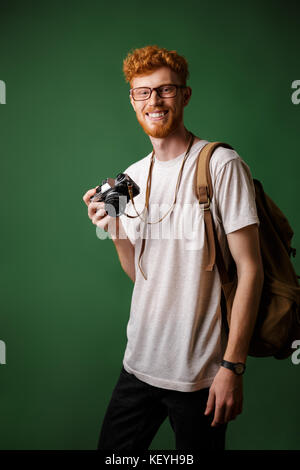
[123,45,189,86]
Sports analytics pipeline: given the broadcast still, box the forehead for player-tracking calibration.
[131,66,181,88]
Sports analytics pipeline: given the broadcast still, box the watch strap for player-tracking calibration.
[221,359,246,375]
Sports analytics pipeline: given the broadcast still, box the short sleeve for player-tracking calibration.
[214,157,260,234]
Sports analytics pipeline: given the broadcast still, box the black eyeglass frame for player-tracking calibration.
[129,84,186,101]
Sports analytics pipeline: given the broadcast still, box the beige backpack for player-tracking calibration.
[195,142,300,359]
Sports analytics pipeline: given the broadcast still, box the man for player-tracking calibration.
[82,45,264,451]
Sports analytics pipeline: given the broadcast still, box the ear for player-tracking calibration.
[130,97,136,112]
[183,87,192,107]
[129,93,137,112]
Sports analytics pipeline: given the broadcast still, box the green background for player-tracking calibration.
[1,0,299,450]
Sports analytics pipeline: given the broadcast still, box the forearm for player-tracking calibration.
[103,215,135,282]
[113,237,135,282]
[84,190,136,282]
[223,267,264,363]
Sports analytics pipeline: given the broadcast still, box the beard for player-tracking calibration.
[135,106,184,138]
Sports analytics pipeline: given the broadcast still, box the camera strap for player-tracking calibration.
[125,131,195,280]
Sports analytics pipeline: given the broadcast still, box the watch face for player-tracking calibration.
[234,363,245,375]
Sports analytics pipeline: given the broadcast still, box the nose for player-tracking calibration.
[148,88,163,106]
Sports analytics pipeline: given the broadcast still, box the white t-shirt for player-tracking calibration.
[119,139,260,392]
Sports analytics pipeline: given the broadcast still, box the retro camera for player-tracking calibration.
[89,173,140,217]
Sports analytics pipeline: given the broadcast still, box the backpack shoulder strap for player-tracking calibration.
[195,141,234,277]
[195,141,234,202]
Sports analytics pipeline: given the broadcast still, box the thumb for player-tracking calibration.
[204,388,215,416]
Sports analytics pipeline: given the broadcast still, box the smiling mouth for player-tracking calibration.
[146,110,169,120]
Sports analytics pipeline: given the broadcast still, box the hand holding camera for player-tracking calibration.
[82,188,120,239]
[82,173,140,240]
[89,173,140,217]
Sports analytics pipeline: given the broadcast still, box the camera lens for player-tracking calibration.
[105,193,127,217]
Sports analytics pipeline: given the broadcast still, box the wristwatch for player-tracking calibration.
[221,359,246,376]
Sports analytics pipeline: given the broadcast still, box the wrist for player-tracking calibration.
[220,359,246,376]
[223,352,247,364]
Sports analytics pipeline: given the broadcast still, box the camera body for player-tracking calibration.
[89,173,140,217]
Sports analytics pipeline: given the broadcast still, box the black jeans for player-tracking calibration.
[97,366,227,451]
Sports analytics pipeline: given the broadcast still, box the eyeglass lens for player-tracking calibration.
[132,85,177,100]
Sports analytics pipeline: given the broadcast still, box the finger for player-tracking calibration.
[211,403,225,427]
[224,400,235,423]
[82,187,98,206]
[231,399,243,422]
[204,389,215,416]
[92,207,108,225]
[236,398,243,416]
[96,214,110,232]
[88,201,105,220]
[82,188,96,206]
[229,404,239,422]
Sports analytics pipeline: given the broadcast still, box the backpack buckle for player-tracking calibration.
[199,196,210,211]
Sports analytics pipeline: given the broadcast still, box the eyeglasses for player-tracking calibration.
[130,84,186,101]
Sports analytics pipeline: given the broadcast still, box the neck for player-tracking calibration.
[149,126,200,162]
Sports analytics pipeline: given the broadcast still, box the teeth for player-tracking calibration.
[148,111,167,117]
